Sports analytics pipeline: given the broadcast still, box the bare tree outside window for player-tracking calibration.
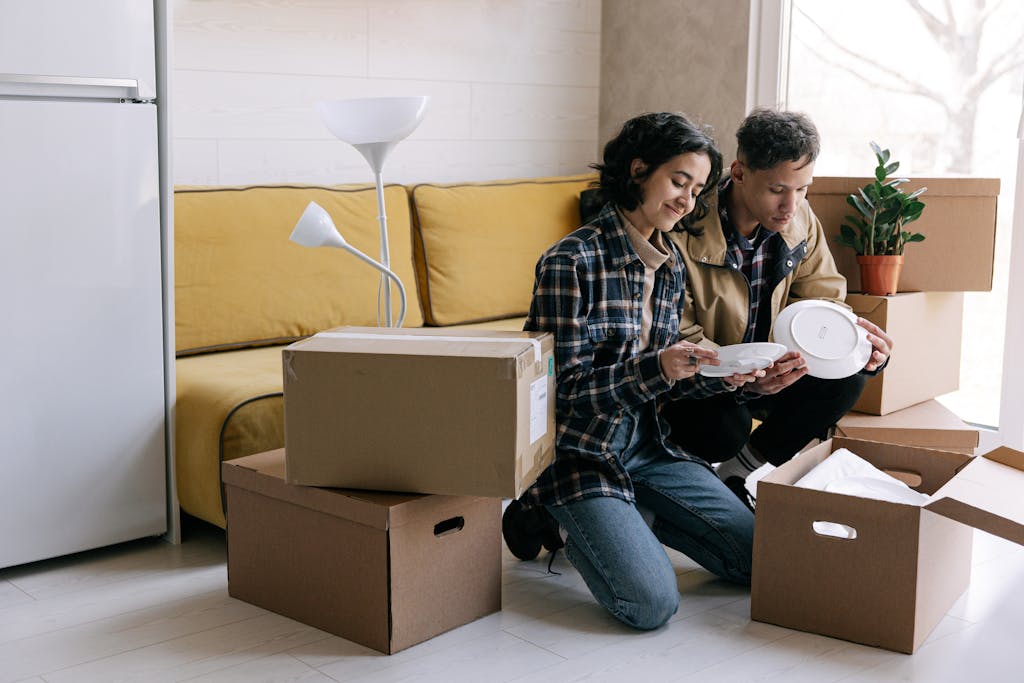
[787,0,1024,426]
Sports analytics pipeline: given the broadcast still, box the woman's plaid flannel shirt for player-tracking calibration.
[522,203,733,509]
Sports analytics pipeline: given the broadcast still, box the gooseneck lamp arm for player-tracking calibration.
[335,240,407,328]
[289,200,407,328]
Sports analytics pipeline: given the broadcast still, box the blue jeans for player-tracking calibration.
[545,406,754,630]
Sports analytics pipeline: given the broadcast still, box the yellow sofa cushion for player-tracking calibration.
[411,174,595,326]
[176,345,286,527]
[174,184,423,355]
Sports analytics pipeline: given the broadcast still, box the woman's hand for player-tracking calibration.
[659,342,720,381]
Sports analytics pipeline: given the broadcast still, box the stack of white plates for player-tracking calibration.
[698,342,788,377]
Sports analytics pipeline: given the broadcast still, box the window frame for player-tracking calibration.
[999,97,1024,449]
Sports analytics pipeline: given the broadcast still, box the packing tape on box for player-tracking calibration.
[315,331,542,363]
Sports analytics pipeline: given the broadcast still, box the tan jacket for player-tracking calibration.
[668,191,846,348]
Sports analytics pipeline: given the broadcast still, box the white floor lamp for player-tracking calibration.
[316,96,428,327]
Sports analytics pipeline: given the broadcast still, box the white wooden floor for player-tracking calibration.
[1,508,1022,683]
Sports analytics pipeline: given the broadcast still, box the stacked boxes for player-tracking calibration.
[224,327,557,654]
[807,176,1000,417]
[747,179,1010,653]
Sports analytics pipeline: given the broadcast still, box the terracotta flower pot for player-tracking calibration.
[857,254,904,296]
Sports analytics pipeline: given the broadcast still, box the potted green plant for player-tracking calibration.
[837,141,927,295]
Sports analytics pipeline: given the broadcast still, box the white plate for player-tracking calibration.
[698,342,788,377]
[823,476,929,506]
[773,300,872,379]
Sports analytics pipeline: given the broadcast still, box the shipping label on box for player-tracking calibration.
[283,326,555,498]
[846,292,963,415]
[751,437,1024,653]
[809,176,999,293]
[223,450,502,655]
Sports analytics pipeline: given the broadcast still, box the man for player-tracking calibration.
[661,108,893,508]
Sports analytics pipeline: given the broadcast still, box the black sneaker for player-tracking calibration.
[502,499,564,561]
[722,476,756,513]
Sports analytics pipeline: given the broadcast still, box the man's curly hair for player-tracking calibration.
[736,108,820,171]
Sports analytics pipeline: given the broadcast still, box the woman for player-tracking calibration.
[504,112,760,630]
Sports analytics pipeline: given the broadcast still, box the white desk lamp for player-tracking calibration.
[316,96,428,327]
[290,201,407,327]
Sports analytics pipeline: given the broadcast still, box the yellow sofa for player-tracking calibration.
[174,174,594,527]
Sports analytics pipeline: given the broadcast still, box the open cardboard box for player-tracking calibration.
[752,437,1024,653]
[845,292,963,415]
[837,399,979,455]
[223,449,502,654]
[810,176,999,293]
[283,326,555,498]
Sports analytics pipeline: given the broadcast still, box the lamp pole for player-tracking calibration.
[373,169,392,326]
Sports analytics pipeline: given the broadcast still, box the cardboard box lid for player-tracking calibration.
[222,450,473,531]
[812,176,1000,198]
[289,326,550,363]
[925,447,1024,545]
[837,399,979,450]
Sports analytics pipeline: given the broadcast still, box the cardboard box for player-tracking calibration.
[846,292,963,415]
[752,437,1024,654]
[837,399,979,454]
[222,450,502,654]
[810,176,1000,293]
[283,326,555,497]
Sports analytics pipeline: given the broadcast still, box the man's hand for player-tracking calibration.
[744,350,808,395]
[722,368,765,388]
[659,341,720,381]
[858,317,893,372]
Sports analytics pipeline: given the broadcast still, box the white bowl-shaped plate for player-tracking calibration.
[823,476,929,506]
[774,300,872,379]
[698,342,788,377]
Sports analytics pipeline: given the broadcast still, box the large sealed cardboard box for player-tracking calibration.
[283,327,555,497]
[837,399,979,454]
[752,437,1024,653]
[222,449,502,654]
[846,292,963,415]
[809,176,999,292]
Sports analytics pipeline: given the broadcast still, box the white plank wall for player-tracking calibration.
[171,0,601,186]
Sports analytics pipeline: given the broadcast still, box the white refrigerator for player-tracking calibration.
[0,1,168,568]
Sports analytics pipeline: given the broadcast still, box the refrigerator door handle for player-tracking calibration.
[0,73,154,101]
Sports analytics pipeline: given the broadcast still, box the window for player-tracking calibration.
[776,0,1024,429]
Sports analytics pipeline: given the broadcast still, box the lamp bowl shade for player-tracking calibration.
[290,201,347,249]
[316,96,428,146]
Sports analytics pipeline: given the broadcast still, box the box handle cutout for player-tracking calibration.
[812,521,858,539]
[882,469,923,488]
[434,516,465,537]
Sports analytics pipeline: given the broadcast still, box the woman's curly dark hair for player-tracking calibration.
[590,112,723,234]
